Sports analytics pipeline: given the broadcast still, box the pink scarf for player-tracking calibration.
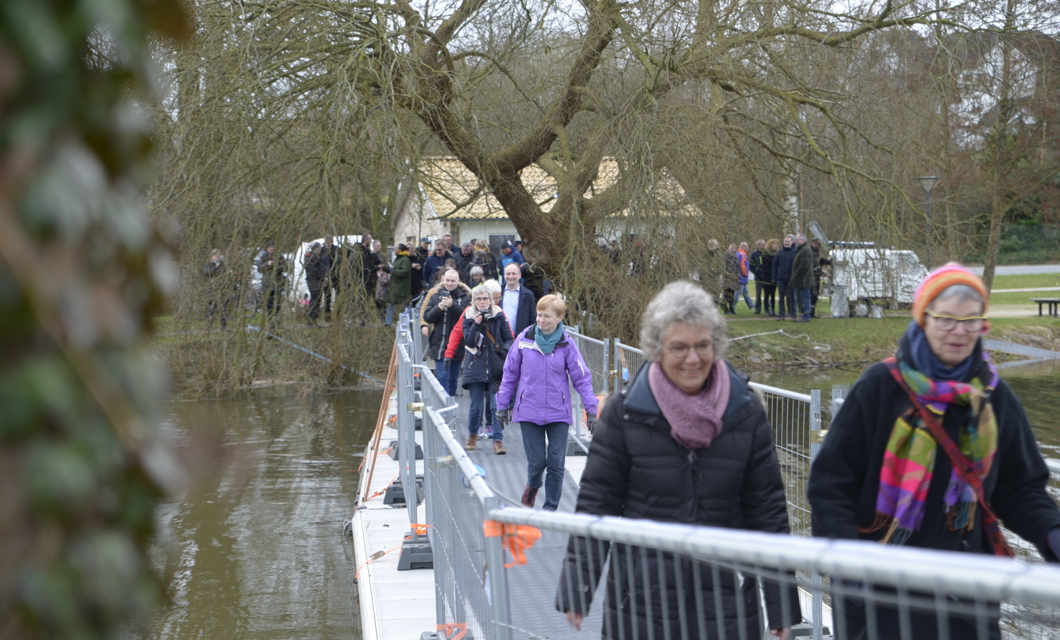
[648,360,730,449]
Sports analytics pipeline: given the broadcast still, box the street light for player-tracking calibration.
[917,175,941,269]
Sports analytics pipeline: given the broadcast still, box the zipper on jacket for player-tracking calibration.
[687,449,698,521]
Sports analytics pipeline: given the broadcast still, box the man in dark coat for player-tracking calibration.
[750,239,767,315]
[809,238,832,318]
[423,241,450,289]
[411,237,430,298]
[422,269,471,395]
[790,233,815,322]
[256,242,287,322]
[322,235,339,319]
[500,263,536,336]
[771,235,797,320]
[455,243,474,280]
[303,242,329,325]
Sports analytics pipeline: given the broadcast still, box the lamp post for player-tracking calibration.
[917,175,940,269]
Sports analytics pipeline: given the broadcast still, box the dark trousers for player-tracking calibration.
[434,358,462,397]
[521,421,568,511]
[264,285,283,320]
[322,282,333,315]
[798,287,813,320]
[811,278,822,317]
[761,283,776,315]
[754,281,765,312]
[776,279,796,317]
[307,284,323,322]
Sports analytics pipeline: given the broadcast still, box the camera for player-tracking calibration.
[479,308,492,319]
[440,289,451,298]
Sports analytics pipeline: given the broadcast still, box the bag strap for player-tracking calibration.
[884,357,1014,557]
[481,322,500,349]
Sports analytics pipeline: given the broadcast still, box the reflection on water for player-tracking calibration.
[755,359,1060,452]
[139,388,382,640]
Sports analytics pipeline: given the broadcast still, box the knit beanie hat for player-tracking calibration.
[912,262,989,327]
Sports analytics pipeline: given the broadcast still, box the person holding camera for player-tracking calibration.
[423,269,471,395]
[460,283,514,454]
[496,294,598,510]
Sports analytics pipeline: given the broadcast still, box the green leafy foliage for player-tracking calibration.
[0,0,189,637]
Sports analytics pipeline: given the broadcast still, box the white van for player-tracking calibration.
[828,243,929,310]
[288,235,365,303]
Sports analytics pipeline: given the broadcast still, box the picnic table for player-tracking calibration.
[1031,297,1060,317]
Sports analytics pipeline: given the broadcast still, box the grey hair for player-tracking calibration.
[469,265,483,277]
[931,284,985,312]
[640,281,728,362]
[795,233,806,243]
[482,279,502,296]
[785,234,796,242]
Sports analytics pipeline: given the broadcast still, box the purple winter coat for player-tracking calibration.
[496,325,599,426]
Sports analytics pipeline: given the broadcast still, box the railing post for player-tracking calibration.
[484,500,513,640]
[809,388,825,640]
[602,338,610,397]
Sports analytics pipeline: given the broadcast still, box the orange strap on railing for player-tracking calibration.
[483,521,542,568]
[436,622,467,640]
[410,523,429,536]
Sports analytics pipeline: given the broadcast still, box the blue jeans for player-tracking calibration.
[434,359,461,397]
[736,283,754,310]
[467,382,500,440]
[776,279,794,317]
[797,287,813,320]
[521,421,568,510]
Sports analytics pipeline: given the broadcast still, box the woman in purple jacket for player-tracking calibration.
[496,294,599,511]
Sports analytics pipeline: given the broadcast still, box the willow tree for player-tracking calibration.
[239,0,949,273]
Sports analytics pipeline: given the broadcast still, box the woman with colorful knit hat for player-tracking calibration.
[808,263,1060,639]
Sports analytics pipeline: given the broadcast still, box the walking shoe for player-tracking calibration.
[493,440,507,455]
[795,317,810,323]
[521,485,538,508]
[466,434,477,450]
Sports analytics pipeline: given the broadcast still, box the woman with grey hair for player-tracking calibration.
[809,263,1060,639]
[468,265,485,286]
[556,281,801,639]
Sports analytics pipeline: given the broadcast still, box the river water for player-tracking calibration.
[139,388,382,640]
[139,360,1059,640]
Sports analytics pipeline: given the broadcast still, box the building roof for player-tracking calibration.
[415,157,698,221]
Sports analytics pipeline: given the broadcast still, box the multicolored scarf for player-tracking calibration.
[863,346,1002,550]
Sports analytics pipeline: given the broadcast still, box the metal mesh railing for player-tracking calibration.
[385,323,1060,640]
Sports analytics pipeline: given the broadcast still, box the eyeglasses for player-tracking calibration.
[925,310,987,332]
[664,341,714,359]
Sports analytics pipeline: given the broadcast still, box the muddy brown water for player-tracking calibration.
[139,360,1058,640]
[139,388,383,640]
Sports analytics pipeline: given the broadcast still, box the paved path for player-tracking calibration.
[967,264,1060,275]
[985,339,1060,361]
[992,287,1060,293]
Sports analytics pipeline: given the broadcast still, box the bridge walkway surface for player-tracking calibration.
[437,388,606,638]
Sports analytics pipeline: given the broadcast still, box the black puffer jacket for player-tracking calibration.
[460,307,513,389]
[423,285,471,361]
[556,362,802,638]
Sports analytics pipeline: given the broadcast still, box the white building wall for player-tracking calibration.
[393,185,449,246]
[452,219,519,246]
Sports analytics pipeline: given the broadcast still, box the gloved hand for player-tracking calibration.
[495,407,511,429]
[1047,527,1060,559]
[586,413,598,433]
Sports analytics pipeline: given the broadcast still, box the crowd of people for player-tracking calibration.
[206,229,1059,638]
[689,233,832,321]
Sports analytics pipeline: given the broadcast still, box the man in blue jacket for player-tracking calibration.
[771,235,797,320]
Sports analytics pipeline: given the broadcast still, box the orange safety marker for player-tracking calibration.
[436,622,467,639]
[483,521,541,568]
